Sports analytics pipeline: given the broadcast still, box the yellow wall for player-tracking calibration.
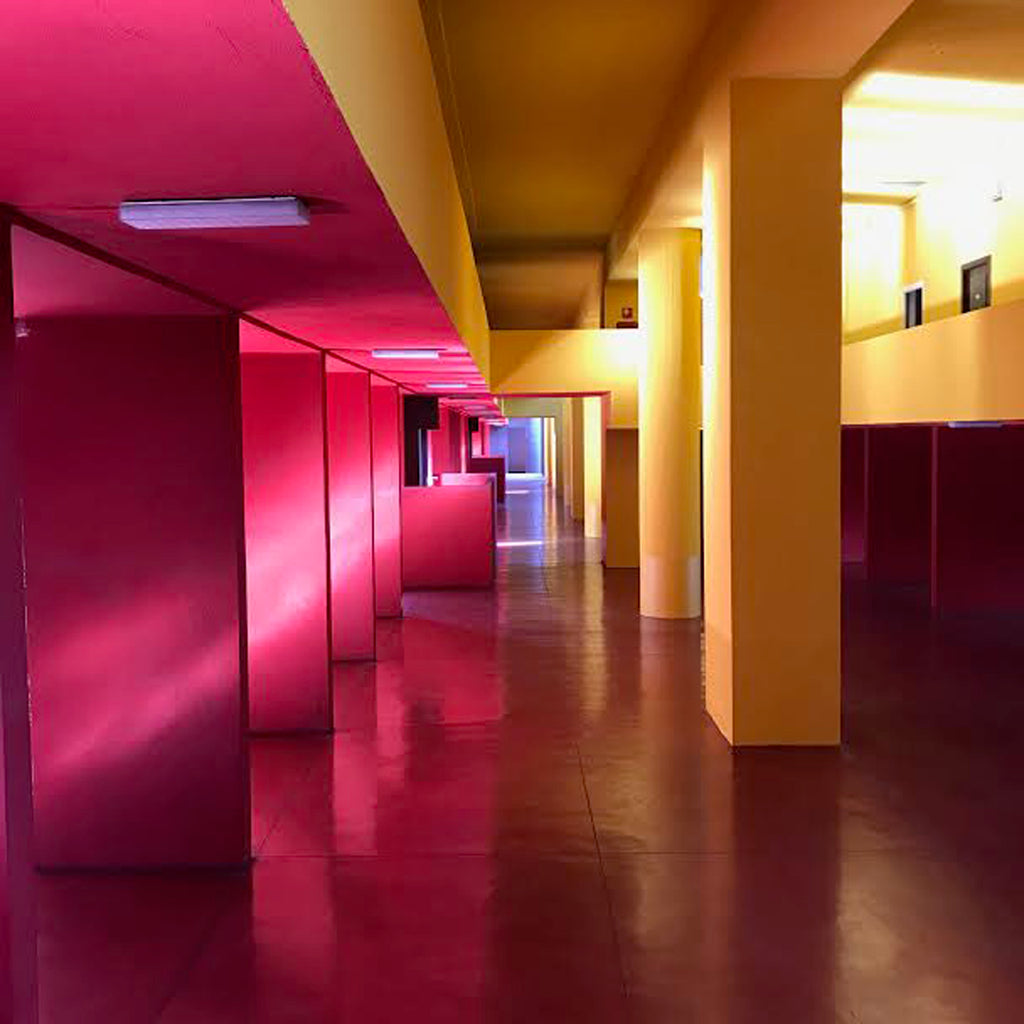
[570,398,585,521]
[583,396,603,539]
[282,0,490,375]
[604,429,639,568]
[490,329,640,427]
[909,179,1024,322]
[842,202,905,343]
[603,279,639,328]
[843,297,1024,424]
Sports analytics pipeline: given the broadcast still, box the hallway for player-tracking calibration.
[35,478,1024,1023]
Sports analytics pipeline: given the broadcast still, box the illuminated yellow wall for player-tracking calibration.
[842,178,1024,342]
[604,280,639,328]
[843,297,1024,423]
[490,329,639,427]
[842,202,905,343]
[909,180,1024,321]
[604,430,640,569]
[282,0,490,375]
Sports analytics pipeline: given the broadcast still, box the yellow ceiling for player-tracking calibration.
[422,0,717,250]
[845,0,1024,197]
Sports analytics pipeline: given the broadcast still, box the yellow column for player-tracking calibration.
[561,399,573,509]
[703,79,841,746]
[638,228,702,618]
[546,418,557,488]
[570,398,585,521]
[583,395,603,539]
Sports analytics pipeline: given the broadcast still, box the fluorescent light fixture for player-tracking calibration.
[119,196,310,230]
[427,382,469,389]
[371,348,442,360]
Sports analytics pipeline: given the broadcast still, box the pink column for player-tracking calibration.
[0,222,37,1022]
[241,349,331,733]
[864,425,932,586]
[325,365,375,662]
[371,381,402,617]
[932,423,1024,612]
[20,315,250,868]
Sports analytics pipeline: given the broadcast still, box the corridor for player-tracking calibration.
[35,478,1024,1023]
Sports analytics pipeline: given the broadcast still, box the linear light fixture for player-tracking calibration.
[371,348,442,360]
[119,196,310,230]
[427,382,469,389]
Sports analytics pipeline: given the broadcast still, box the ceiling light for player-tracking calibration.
[119,196,310,230]
[371,348,442,360]
[427,382,469,389]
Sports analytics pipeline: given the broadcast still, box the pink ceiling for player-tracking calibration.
[0,0,487,391]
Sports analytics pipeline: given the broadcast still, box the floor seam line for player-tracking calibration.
[576,741,632,1019]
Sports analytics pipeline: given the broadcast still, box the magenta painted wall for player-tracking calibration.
[932,424,1024,612]
[241,351,331,732]
[20,315,250,868]
[402,485,495,589]
[0,225,37,1021]
[326,367,375,662]
[467,456,506,503]
[865,426,932,586]
[371,382,402,617]
[841,427,867,564]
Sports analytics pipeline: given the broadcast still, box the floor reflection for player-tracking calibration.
[36,476,1024,1022]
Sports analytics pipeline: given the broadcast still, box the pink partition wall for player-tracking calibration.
[402,485,495,589]
[468,456,507,503]
[326,365,375,661]
[371,381,402,617]
[20,316,250,868]
[841,426,867,564]
[865,426,932,585]
[0,225,37,1021]
[241,349,331,732]
[932,424,1024,612]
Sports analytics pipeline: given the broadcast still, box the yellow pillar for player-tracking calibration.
[583,395,603,539]
[604,428,639,568]
[561,398,573,509]
[638,228,702,618]
[570,397,585,521]
[555,412,567,499]
[703,79,841,746]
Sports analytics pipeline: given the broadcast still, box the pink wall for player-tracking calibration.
[402,485,495,589]
[467,456,507,503]
[326,366,375,662]
[932,424,1024,612]
[241,351,331,733]
[0,226,37,1021]
[20,315,250,868]
[371,382,403,617]
[841,427,867,564]
[865,426,932,586]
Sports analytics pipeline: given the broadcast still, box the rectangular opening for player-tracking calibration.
[904,284,923,328]
[961,256,991,313]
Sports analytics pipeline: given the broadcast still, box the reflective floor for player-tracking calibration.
[38,476,1024,1022]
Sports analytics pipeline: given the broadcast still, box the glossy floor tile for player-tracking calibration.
[36,476,1024,1022]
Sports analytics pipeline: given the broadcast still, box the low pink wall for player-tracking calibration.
[326,367,375,662]
[241,349,331,733]
[371,381,403,617]
[0,230,36,1020]
[401,485,495,589]
[467,456,506,502]
[21,316,250,868]
[932,424,1024,612]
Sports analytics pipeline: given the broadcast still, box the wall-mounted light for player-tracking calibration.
[371,348,442,360]
[119,196,310,230]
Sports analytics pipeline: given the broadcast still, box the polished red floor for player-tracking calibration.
[37,477,1024,1022]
